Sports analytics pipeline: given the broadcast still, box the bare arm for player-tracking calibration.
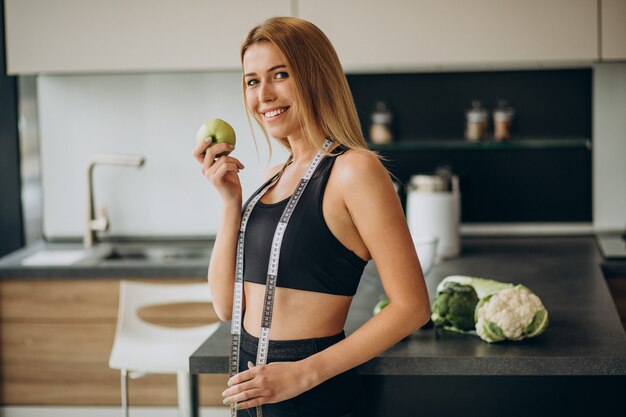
[301,150,431,386]
[192,140,244,320]
[207,199,242,320]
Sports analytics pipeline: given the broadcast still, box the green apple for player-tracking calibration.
[195,118,236,156]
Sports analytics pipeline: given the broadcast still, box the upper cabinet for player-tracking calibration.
[4,0,292,74]
[298,0,599,72]
[7,0,618,75]
[601,0,626,60]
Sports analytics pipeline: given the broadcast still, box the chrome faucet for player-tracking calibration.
[85,153,145,248]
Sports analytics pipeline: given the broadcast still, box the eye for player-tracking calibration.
[274,71,289,80]
[246,78,259,87]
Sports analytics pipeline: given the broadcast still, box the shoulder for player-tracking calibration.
[332,148,391,187]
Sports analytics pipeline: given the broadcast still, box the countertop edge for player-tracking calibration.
[190,356,626,376]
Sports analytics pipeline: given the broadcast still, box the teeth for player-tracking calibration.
[264,107,287,118]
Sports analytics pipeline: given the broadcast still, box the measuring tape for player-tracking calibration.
[229,138,333,416]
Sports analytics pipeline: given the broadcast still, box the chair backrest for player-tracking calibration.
[109,280,220,372]
[116,280,217,338]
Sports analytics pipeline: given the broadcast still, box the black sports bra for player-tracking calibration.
[242,147,367,296]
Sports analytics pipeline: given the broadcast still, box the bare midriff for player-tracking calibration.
[243,281,352,340]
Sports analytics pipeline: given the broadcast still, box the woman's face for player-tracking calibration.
[243,42,302,141]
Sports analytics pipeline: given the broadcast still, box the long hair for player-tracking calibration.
[240,17,375,158]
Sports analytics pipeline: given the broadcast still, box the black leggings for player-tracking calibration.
[236,327,363,417]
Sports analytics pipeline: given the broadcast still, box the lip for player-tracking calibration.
[260,106,290,121]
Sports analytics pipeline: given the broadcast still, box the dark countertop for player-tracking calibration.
[190,236,626,376]
[0,240,211,278]
[596,233,626,277]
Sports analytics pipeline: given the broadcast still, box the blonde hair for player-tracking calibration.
[240,16,375,158]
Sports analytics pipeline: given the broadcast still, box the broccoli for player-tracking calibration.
[431,282,479,331]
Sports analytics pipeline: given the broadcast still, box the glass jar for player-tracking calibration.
[369,101,394,144]
[465,100,488,141]
[493,100,515,141]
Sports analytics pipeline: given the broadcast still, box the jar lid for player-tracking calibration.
[408,175,448,192]
[372,112,392,124]
[371,101,393,125]
[466,110,488,123]
[493,108,514,121]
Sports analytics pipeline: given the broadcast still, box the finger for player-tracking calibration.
[247,361,255,369]
[202,152,239,176]
[227,368,255,387]
[235,395,266,411]
[204,142,235,161]
[192,138,213,163]
[230,390,265,409]
[222,379,259,402]
[207,161,240,182]
[213,155,245,170]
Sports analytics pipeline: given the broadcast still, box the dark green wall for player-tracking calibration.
[0,0,24,256]
[348,69,592,223]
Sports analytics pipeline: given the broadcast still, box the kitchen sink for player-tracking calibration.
[11,240,214,268]
[102,244,212,262]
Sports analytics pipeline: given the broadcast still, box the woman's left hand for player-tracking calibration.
[223,360,312,410]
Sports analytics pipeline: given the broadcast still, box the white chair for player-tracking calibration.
[109,281,220,417]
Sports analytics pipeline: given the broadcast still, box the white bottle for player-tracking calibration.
[405,173,461,259]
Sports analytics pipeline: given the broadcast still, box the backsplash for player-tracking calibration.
[38,72,289,239]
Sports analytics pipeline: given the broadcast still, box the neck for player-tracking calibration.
[286,133,318,166]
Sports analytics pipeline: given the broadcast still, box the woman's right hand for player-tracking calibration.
[193,140,245,204]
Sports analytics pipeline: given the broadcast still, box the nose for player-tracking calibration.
[260,81,276,103]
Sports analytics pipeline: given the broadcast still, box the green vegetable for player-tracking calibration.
[431,275,549,343]
[373,298,390,315]
[431,282,479,331]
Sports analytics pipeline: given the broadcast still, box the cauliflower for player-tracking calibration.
[431,276,549,343]
[475,285,548,343]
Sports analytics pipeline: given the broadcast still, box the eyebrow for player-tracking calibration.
[244,64,287,77]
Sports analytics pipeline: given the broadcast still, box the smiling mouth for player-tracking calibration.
[262,107,289,119]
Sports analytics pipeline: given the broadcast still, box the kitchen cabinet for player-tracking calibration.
[298,0,599,71]
[5,0,606,75]
[601,0,626,60]
[4,0,292,74]
[0,278,226,406]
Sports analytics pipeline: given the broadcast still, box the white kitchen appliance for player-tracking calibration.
[406,172,461,259]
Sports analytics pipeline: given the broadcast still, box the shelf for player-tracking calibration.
[368,138,591,151]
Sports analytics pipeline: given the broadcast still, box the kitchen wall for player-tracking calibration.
[35,64,626,238]
[593,62,626,232]
[38,72,289,239]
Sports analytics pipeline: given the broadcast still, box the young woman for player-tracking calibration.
[192,17,430,417]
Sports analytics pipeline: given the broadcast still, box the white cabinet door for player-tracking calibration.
[298,0,598,71]
[5,0,292,74]
[601,0,626,60]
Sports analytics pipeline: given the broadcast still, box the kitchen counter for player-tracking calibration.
[0,239,213,278]
[191,236,626,376]
[190,236,626,416]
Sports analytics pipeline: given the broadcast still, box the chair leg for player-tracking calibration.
[121,369,129,417]
[176,371,199,417]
